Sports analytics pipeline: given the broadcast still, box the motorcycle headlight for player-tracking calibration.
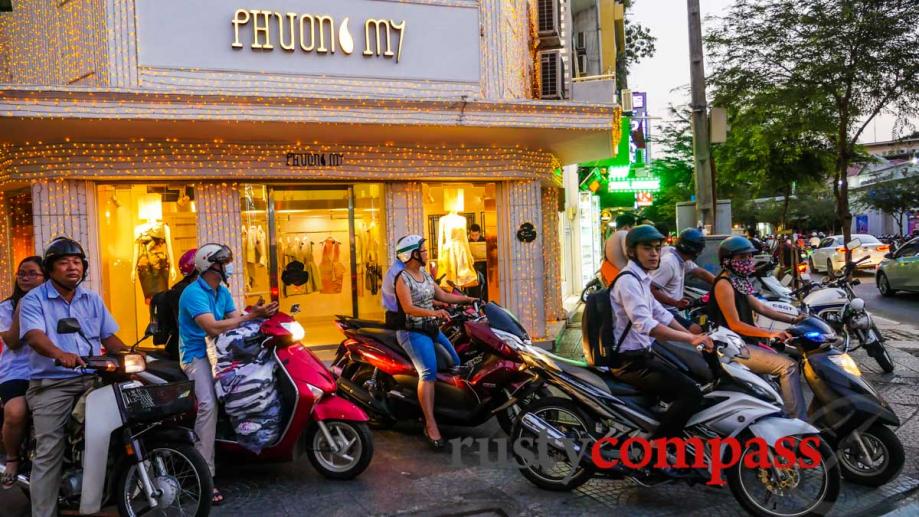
[849,298,865,312]
[121,353,147,374]
[829,353,862,377]
[281,321,306,342]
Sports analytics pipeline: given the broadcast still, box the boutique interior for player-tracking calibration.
[97,184,198,344]
[420,183,499,303]
[4,189,35,272]
[240,184,386,346]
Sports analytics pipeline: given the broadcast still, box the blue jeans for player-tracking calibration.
[667,308,694,329]
[396,330,460,381]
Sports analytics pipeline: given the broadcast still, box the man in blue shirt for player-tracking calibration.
[19,237,127,517]
[178,243,276,505]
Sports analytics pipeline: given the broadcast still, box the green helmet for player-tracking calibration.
[718,236,758,262]
[626,225,666,248]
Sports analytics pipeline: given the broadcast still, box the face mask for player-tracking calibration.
[729,257,756,276]
[223,263,235,278]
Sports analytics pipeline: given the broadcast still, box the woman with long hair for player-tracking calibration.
[0,256,44,488]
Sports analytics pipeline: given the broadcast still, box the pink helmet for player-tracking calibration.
[178,248,198,276]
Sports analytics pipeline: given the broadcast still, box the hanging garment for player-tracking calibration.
[244,226,256,264]
[366,262,383,295]
[135,224,171,298]
[436,213,478,288]
[320,239,345,294]
[255,225,267,267]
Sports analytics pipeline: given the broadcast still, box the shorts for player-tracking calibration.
[0,379,30,402]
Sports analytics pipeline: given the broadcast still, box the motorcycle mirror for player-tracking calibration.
[56,318,82,335]
[144,322,158,337]
[290,304,301,314]
[846,238,862,250]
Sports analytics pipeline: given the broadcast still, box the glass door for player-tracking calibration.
[269,187,356,346]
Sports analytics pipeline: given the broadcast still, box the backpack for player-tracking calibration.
[149,290,175,347]
[581,271,639,367]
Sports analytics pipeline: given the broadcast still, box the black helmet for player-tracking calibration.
[675,228,706,257]
[626,225,666,248]
[718,236,758,263]
[42,237,89,280]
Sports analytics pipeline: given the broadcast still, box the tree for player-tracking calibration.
[854,177,919,236]
[617,1,657,90]
[707,0,919,255]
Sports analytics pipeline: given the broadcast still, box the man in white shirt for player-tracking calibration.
[609,225,713,439]
[650,228,715,334]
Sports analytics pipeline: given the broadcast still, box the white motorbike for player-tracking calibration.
[509,326,840,517]
[0,318,212,516]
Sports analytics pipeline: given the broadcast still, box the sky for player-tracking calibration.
[627,0,901,146]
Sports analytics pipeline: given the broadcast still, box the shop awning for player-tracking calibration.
[0,87,617,165]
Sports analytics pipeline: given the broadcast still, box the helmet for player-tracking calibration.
[42,237,89,280]
[396,235,425,263]
[675,228,706,257]
[818,232,825,238]
[718,236,758,263]
[194,243,232,274]
[811,232,817,237]
[178,248,198,276]
[626,225,666,248]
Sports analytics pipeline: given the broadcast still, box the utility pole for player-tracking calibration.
[687,0,715,231]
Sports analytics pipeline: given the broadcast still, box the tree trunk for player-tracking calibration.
[834,159,853,262]
[781,185,791,231]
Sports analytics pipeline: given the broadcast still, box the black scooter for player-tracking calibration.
[783,317,904,486]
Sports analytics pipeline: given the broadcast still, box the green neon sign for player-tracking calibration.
[607,178,661,192]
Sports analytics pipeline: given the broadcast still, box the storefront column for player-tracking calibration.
[542,187,566,324]
[196,183,245,308]
[383,182,424,264]
[0,193,12,296]
[496,180,547,338]
[31,180,102,292]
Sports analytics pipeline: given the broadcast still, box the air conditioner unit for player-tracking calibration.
[537,0,561,46]
[539,50,565,100]
[621,88,633,112]
[575,32,587,52]
[576,54,588,78]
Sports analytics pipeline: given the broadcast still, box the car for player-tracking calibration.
[808,234,891,274]
[876,237,919,296]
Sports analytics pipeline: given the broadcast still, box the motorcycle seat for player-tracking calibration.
[556,360,643,396]
[144,358,187,383]
[652,341,714,384]
[355,327,456,371]
[338,316,388,330]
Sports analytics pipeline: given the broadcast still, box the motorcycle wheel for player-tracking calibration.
[114,443,212,517]
[808,258,817,273]
[838,424,904,487]
[495,386,551,435]
[877,273,896,297]
[305,420,374,480]
[580,280,601,304]
[511,397,594,491]
[864,324,894,373]
[728,434,839,517]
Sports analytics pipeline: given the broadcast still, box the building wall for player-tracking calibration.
[384,182,424,265]
[196,183,246,308]
[571,6,600,76]
[541,186,565,323]
[0,0,107,86]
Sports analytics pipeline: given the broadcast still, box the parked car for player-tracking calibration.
[809,234,891,274]
[877,237,919,296]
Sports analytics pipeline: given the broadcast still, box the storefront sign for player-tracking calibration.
[135,0,481,83]
[607,178,660,193]
[286,152,344,167]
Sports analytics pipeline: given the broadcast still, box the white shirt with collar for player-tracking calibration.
[610,260,675,353]
[649,247,698,309]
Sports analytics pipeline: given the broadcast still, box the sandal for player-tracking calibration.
[212,487,224,506]
[2,458,19,489]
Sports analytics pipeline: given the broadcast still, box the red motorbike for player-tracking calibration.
[331,301,545,434]
[142,307,374,480]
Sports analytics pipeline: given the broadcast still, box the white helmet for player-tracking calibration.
[395,235,425,263]
[194,243,232,274]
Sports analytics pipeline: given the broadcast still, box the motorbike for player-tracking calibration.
[777,316,905,487]
[332,301,546,435]
[509,325,840,517]
[142,306,374,480]
[755,254,894,373]
[0,318,212,516]
[580,269,605,304]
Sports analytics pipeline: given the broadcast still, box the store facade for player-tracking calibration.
[0,0,616,344]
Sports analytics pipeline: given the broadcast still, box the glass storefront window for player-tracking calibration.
[4,189,35,270]
[421,183,499,302]
[97,184,198,344]
[239,184,386,346]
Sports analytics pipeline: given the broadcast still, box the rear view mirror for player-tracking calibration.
[57,318,82,334]
[846,239,862,250]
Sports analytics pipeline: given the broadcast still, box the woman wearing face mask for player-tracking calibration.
[708,236,808,420]
[0,256,44,489]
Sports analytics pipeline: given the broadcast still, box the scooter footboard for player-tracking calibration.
[312,394,369,422]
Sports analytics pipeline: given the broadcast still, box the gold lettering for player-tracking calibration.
[299,14,315,52]
[390,20,406,63]
[363,19,391,57]
[231,9,250,49]
[315,15,335,53]
[276,12,297,51]
[250,10,274,50]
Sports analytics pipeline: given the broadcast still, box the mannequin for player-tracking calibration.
[435,188,477,288]
[131,220,176,303]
